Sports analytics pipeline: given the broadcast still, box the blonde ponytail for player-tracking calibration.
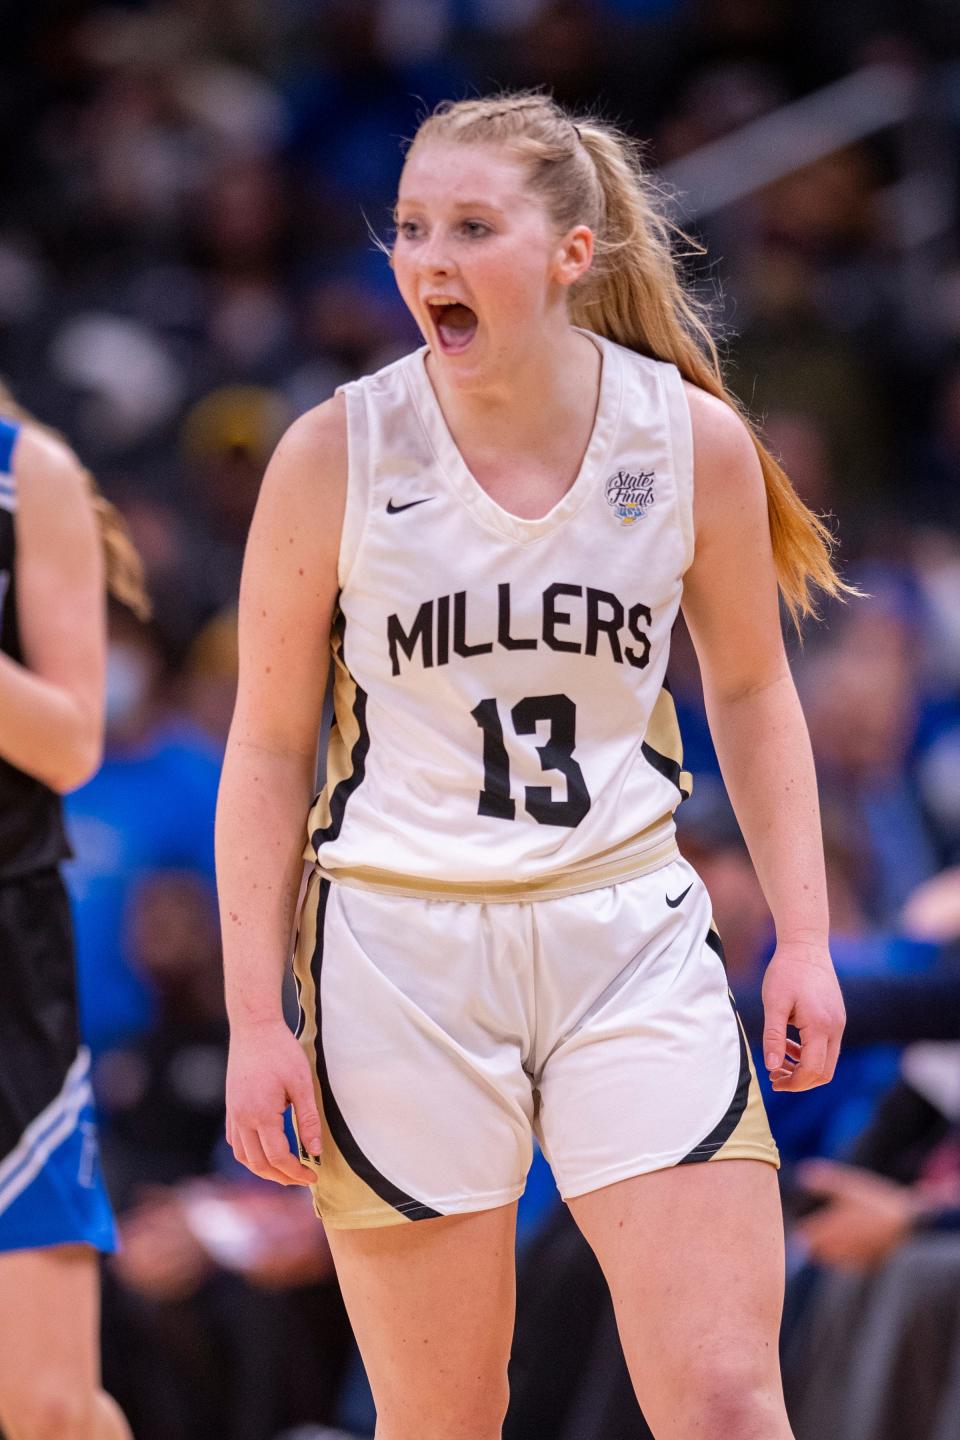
[86,487,152,622]
[0,382,151,622]
[410,94,848,626]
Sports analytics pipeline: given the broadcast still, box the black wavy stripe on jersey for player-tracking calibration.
[640,741,691,799]
[310,877,440,1220]
[311,613,370,852]
[0,465,72,878]
[0,870,79,1160]
[641,677,691,801]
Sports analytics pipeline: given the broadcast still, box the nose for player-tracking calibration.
[418,227,456,279]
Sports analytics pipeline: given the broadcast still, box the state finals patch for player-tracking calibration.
[605,468,656,526]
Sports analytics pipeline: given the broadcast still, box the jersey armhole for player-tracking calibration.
[661,366,695,574]
[335,381,372,589]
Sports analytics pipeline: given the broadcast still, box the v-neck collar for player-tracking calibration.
[402,328,623,545]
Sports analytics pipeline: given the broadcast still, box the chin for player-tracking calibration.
[430,342,487,385]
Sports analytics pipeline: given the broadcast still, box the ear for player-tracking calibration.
[551,225,594,289]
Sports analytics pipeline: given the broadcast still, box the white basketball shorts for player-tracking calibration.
[292,854,778,1229]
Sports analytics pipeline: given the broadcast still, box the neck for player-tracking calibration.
[426,323,602,455]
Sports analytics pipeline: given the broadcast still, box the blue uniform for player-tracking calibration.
[0,416,115,1254]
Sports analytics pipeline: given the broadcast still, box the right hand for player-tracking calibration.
[226,1020,323,1186]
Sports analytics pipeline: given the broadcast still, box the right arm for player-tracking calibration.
[216,394,347,1186]
[0,427,105,792]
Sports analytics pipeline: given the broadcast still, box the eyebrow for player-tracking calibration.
[395,198,509,215]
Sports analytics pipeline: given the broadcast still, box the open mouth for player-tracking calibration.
[426,299,478,355]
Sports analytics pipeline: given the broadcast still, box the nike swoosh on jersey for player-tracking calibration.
[386,497,435,514]
[665,883,693,908]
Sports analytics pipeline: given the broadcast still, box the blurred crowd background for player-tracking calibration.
[5,0,960,1436]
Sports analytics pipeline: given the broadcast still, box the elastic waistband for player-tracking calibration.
[314,819,680,904]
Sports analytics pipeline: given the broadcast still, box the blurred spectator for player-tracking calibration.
[64,607,220,1054]
[94,869,228,1206]
[731,246,891,527]
[799,587,940,921]
[183,604,239,750]
[783,1054,960,1440]
[95,867,355,1440]
[104,1177,352,1440]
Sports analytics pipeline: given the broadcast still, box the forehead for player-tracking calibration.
[398,139,536,210]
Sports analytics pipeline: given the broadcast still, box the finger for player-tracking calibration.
[241,1129,297,1187]
[763,1004,790,1072]
[258,1127,316,1187]
[823,1031,846,1082]
[797,1029,829,1088]
[769,1040,800,1079]
[232,1132,251,1171]
[288,1069,324,1161]
[778,1029,829,1091]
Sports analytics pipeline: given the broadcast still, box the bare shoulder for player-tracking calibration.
[682,381,764,525]
[249,393,347,579]
[263,393,347,504]
[13,425,90,513]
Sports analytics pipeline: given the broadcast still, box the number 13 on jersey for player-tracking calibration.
[471,693,591,828]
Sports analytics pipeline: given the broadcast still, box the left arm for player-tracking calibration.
[680,385,845,1091]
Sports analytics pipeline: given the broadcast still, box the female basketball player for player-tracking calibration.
[218,94,847,1439]
[0,386,147,1440]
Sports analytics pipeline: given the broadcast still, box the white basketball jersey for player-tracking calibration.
[306,332,695,897]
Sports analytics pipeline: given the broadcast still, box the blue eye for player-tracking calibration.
[398,221,422,240]
[461,221,489,237]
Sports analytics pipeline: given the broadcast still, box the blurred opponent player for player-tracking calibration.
[0,385,147,1440]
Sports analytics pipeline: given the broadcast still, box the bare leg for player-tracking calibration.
[569,1160,793,1440]
[326,1202,517,1440]
[0,1244,132,1440]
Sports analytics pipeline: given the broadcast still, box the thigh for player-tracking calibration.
[327,1202,518,1438]
[0,1243,101,1408]
[535,857,778,1199]
[293,875,534,1230]
[569,1161,787,1439]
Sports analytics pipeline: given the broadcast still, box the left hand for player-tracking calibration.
[761,940,845,1091]
[794,1159,921,1269]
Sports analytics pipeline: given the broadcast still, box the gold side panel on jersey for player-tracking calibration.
[293,874,414,1228]
[644,686,693,798]
[317,814,680,903]
[305,622,361,850]
[708,1008,780,1168]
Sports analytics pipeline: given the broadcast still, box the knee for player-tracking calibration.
[1,1383,95,1440]
[677,1356,786,1440]
[377,1372,510,1440]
